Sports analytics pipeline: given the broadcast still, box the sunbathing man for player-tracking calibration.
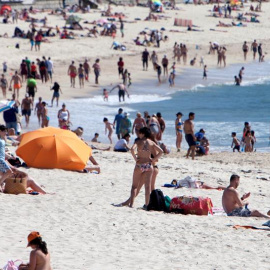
[222,174,270,218]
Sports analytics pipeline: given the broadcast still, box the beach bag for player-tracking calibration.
[147,189,166,211]
[4,172,27,195]
[170,196,213,216]
[3,259,23,270]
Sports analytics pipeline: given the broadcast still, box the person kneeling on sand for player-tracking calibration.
[222,174,270,218]
[114,133,130,152]
[19,231,52,270]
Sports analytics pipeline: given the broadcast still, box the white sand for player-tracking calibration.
[0,3,270,269]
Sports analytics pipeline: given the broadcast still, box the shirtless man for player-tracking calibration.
[110,83,129,102]
[78,64,85,88]
[67,61,77,88]
[238,67,244,83]
[10,71,22,99]
[242,41,249,61]
[21,94,33,127]
[35,97,43,126]
[251,40,258,60]
[83,59,90,81]
[222,174,270,218]
[183,112,196,160]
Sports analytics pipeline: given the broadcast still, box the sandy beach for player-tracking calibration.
[0,1,270,269]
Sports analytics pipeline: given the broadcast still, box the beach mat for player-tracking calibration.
[174,18,192,27]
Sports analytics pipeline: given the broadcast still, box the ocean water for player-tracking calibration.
[26,61,270,152]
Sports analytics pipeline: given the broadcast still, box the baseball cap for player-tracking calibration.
[27,231,41,247]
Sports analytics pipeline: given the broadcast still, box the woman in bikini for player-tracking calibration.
[132,112,146,137]
[41,102,49,128]
[175,112,183,152]
[0,74,8,99]
[129,127,163,208]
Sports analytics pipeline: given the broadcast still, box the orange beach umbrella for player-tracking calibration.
[16,127,91,171]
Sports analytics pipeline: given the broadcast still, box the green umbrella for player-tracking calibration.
[66,15,82,25]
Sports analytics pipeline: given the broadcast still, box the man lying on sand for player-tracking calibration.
[222,174,270,218]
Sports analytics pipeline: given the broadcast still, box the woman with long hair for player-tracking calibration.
[19,231,52,270]
[118,127,163,209]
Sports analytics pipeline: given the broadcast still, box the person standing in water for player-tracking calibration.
[78,64,85,88]
[35,97,43,126]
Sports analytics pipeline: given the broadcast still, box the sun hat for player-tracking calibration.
[27,231,41,247]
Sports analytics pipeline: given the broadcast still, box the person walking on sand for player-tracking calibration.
[103,117,113,144]
[150,51,158,70]
[51,82,62,107]
[117,57,124,78]
[120,112,132,138]
[242,41,249,61]
[93,59,101,84]
[41,102,49,128]
[161,55,169,76]
[184,112,196,160]
[251,40,258,60]
[222,174,270,218]
[21,94,33,128]
[203,65,207,80]
[78,64,85,88]
[175,112,184,152]
[83,59,90,81]
[142,48,150,71]
[18,231,52,270]
[0,74,8,99]
[10,71,22,99]
[68,61,77,88]
[46,57,53,83]
[35,97,43,126]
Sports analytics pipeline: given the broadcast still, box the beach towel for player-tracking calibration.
[233,225,270,231]
[174,18,192,27]
[170,196,213,215]
[3,259,23,270]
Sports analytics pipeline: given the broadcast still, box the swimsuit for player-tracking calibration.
[136,163,152,172]
[185,134,196,147]
[70,72,77,78]
[227,207,251,217]
[176,121,183,132]
[150,122,159,134]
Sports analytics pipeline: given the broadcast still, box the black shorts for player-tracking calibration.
[118,67,123,75]
[119,90,125,98]
[233,145,240,151]
[253,48,257,53]
[22,109,31,116]
[185,134,196,147]
[28,86,35,98]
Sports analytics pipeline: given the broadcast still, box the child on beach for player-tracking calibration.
[91,133,100,143]
[231,132,240,152]
[2,62,7,73]
[103,88,109,101]
[128,73,132,87]
[18,231,52,270]
[103,117,113,144]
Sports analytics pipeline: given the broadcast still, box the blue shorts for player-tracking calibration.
[185,134,196,147]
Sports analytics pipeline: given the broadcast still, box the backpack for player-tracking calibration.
[147,189,166,212]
